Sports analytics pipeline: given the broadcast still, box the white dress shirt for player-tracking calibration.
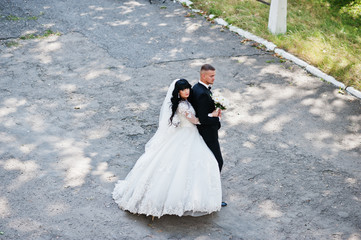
[198,80,212,90]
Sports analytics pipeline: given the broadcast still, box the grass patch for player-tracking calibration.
[27,16,39,20]
[43,29,60,37]
[190,0,361,90]
[5,41,20,47]
[20,33,37,40]
[6,15,22,21]
[20,29,61,40]
[5,14,39,21]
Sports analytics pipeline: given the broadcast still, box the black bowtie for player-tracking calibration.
[208,86,212,90]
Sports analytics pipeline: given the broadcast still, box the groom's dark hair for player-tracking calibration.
[201,64,215,71]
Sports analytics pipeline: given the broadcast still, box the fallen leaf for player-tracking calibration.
[184,12,195,18]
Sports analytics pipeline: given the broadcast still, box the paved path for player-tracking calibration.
[1,0,360,239]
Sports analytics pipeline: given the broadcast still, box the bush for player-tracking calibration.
[321,0,361,20]
[340,0,361,19]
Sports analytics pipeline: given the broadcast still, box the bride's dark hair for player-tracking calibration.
[169,79,192,124]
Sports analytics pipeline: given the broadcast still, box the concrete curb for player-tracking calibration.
[177,0,361,100]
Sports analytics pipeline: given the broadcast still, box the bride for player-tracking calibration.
[112,79,222,218]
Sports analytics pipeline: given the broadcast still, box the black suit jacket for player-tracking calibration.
[191,83,220,130]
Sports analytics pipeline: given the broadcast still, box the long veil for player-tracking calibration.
[145,79,179,151]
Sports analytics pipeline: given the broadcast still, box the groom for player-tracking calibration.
[192,64,223,171]
[192,64,225,165]
[191,64,226,207]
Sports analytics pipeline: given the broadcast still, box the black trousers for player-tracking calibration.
[198,127,224,172]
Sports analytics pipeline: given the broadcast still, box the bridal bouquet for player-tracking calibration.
[212,94,229,110]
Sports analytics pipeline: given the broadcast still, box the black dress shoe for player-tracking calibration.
[221,202,227,207]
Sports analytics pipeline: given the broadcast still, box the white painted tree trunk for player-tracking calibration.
[268,0,287,35]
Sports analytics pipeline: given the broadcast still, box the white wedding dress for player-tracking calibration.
[112,81,222,218]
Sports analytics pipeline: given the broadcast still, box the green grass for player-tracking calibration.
[191,0,361,90]
[43,29,60,37]
[5,41,20,47]
[27,16,38,20]
[6,15,22,21]
[20,29,61,40]
[5,14,38,21]
[20,33,37,40]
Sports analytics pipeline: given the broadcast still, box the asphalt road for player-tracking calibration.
[1,0,360,239]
